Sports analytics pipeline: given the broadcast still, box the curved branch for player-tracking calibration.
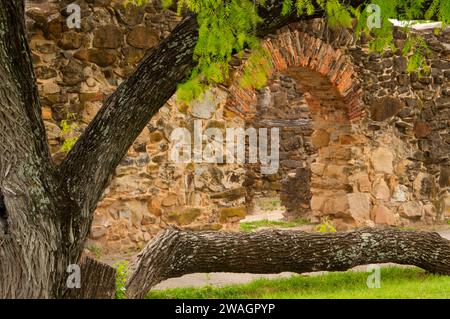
[0,0,54,183]
[126,228,450,299]
[58,2,324,218]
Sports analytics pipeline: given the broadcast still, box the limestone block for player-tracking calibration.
[347,193,371,223]
[398,201,423,218]
[93,24,123,49]
[372,205,397,226]
[372,177,391,200]
[371,147,394,174]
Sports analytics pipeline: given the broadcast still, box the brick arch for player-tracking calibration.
[225,22,368,224]
[225,22,364,123]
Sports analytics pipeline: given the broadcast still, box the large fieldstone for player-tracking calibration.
[74,49,117,67]
[372,205,397,226]
[167,208,202,225]
[311,129,330,148]
[371,147,394,174]
[399,201,423,218]
[444,193,450,217]
[347,193,371,223]
[372,177,390,200]
[219,207,246,222]
[370,97,404,121]
[414,120,431,138]
[61,59,84,86]
[93,25,123,49]
[58,31,83,50]
[191,91,218,119]
[413,172,432,199]
[161,193,179,207]
[127,26,159,49]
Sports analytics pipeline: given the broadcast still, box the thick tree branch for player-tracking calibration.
[0,0,54,184]
[126,228,450,298]
[58,2,324,219]
[0,1,80,298]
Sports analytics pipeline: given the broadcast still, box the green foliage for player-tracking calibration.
[60,137,78,153]
[87,244,102,259]
[425,0,450,24]
[127,0,450,102]
[146,267,450,299]
[405,35,431,75]
[239,47,272,90]
[282,0,315,16]
[60,112,79,153]
[323,0,353,29]
[114,260,129,299]
[173,0,265,103]
[315,217,336,233]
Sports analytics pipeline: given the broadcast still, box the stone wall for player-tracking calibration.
[26,0,450,252]
[244,73,317,217]
[225,19,450,229]
[26,0,247,254]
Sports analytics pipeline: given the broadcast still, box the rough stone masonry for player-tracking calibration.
[25,0,450,253]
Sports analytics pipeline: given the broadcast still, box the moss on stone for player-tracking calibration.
[219,206,247,222]
[210,187,246,200]
[167,208,202,225]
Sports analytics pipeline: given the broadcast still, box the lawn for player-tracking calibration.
[147,267,450,299]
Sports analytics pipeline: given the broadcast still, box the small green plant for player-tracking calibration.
[446,219,450,225]
[114,260,129,299]
[87,244,102,259]
[315,217,336,233]
[125,0,450,104]
[60,112,79,153]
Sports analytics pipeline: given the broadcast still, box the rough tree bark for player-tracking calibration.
[0,0,447,299]
[64,257,117,299]
[0,1,80,298]
[0,0,319,298]
[126,228,450,299]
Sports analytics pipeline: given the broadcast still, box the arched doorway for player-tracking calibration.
[226,22,366,226]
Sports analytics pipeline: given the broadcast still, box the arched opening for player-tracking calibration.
[242,67,357,223]
[224,23,364,226]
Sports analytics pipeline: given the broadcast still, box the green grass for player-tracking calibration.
[239,219,310,232]
[87,244,102,259]
[147,267,450,299]
[256,198,282,212]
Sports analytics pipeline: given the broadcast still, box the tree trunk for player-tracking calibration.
[1,0,446,300]
[0,0,81,298]
[0,0,315,298]
[64,257,117,299]
[126,228,450,299]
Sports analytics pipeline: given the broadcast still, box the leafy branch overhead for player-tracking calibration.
[126,0,449,102]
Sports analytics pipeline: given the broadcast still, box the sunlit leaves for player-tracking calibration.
[175,0,264,103]
[129,0,449,102]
